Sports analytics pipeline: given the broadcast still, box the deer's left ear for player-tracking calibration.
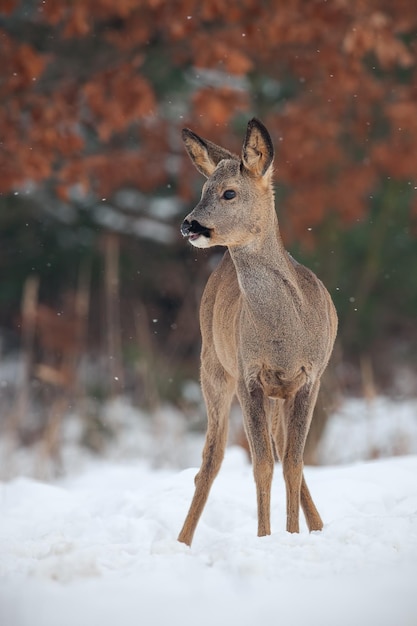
[241,118,274,177]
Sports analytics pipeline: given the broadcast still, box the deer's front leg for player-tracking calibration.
[237,381,274,537]
[271,401,323,533]
[178,364,234,546]
[283,380,321,534]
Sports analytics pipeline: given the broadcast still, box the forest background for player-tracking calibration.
[1,0,417,462]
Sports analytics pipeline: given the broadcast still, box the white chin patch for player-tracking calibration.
[189,235,210,248]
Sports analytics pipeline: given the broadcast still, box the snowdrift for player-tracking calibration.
[1,448,416,626]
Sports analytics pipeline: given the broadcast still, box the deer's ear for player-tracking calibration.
[241,118,274,177]
[182,129,237,178]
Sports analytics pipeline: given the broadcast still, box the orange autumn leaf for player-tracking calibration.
[192,87,248,126]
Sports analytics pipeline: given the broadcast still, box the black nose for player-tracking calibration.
[180,219,192,237]
[180,219,211,238]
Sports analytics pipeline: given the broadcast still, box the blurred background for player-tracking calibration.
[1,0,416,477]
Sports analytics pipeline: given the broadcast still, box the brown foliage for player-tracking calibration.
[1,0,417,244]
[83,65,156,140]
[193,87,249,127]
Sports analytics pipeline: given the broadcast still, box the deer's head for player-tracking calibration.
[181,118,275,249]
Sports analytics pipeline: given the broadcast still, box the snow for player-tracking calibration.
[1,442,417,626]
[318,396,417,463]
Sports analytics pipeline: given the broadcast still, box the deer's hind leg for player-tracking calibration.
[271,383,323,533]
[178,361,234,546]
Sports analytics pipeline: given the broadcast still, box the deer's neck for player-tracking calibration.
[228,219,302,316]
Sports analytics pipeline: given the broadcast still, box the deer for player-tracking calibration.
[178,118,338,546]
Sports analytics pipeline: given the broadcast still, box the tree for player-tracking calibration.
[1,0,417,396]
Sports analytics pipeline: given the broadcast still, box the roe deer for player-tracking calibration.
[178,118,337,546]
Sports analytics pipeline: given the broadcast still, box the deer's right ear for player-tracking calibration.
[182,129,236,178]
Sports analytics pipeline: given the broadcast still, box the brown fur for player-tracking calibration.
[178,118,338,546]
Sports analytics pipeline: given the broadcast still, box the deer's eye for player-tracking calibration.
[223,189,236,200]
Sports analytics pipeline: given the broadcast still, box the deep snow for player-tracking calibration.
[1,444,417,626]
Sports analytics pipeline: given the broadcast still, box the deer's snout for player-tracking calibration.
[180,219,192,237]
[180,219,211,240]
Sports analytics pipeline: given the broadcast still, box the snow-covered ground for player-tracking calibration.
[1,396,417,626]
[318,396,417,463]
